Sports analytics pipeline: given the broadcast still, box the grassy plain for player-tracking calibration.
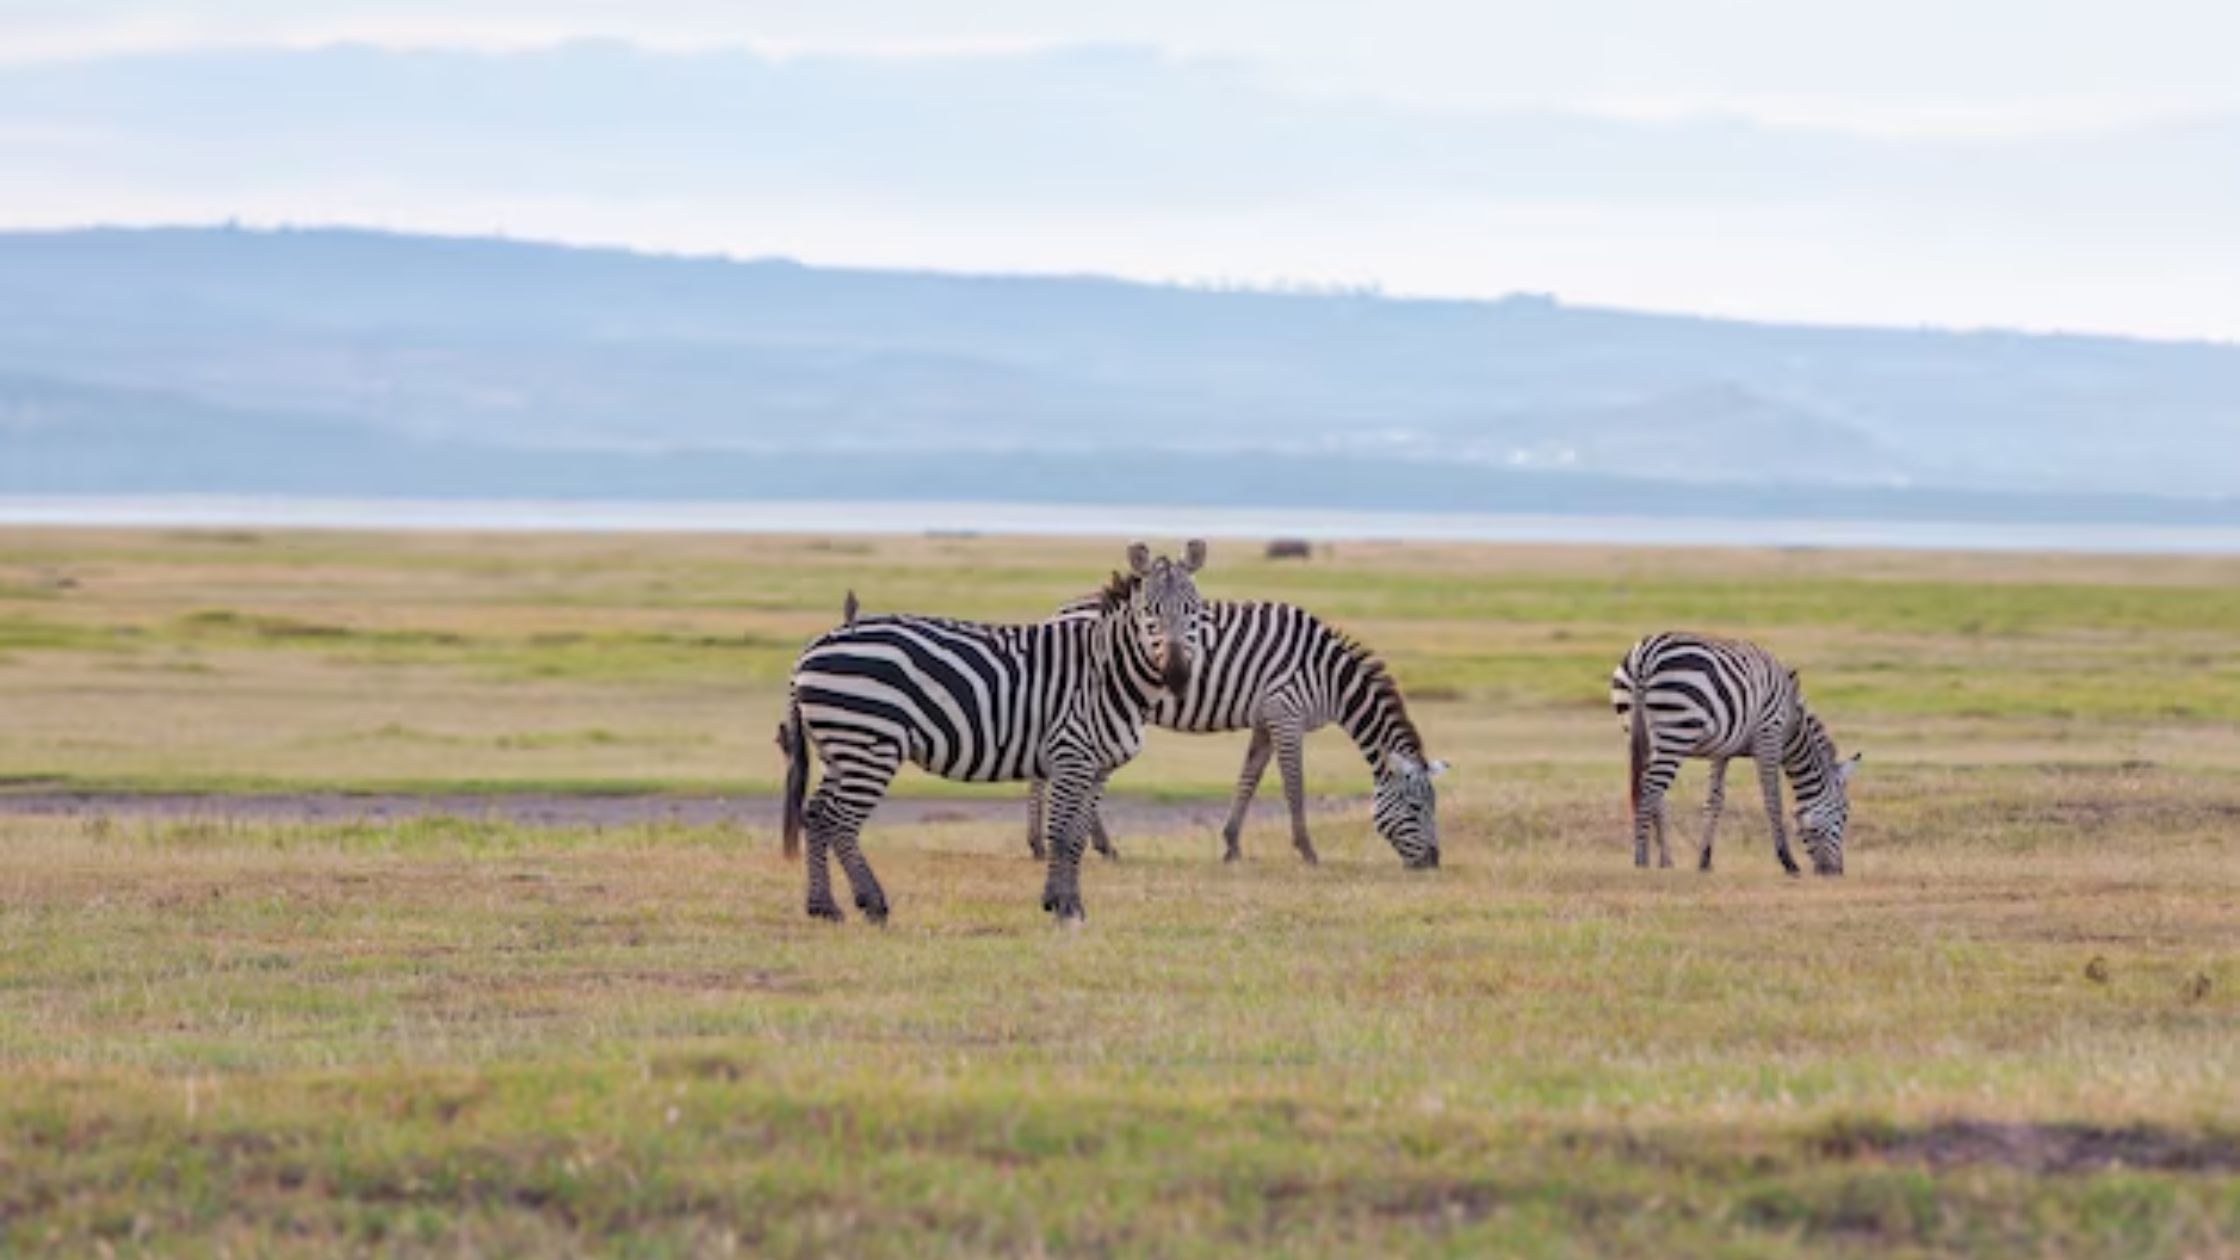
[0,527,2236,1255]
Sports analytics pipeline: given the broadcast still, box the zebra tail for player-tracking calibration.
[1627,682,1649,821]
[781,699,810,860]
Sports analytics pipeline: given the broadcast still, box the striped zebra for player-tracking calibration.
[1610,632,1861,876]
[779,541,1208,923]
[1027,598,1445,868]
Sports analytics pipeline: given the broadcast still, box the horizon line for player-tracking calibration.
[11,218,2232,352]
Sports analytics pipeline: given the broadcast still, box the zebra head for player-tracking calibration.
[1375,751,1448,868]
[1126,539,1208,693]
[1797,751,1863,875]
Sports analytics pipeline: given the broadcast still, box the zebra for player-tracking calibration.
[1026,598,1445,868]
[1610,632,1861,876]
[778,541,1208,923]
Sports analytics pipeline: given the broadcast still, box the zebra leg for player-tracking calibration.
[1634,755,1680,869]
[823,748,901,922]
[1039,766,1099,922]
[803,786,844,921]
[1274,720,1319,865]
[1698,756,1730,871]
[1089,801,1120,861]
[1220,725,1275,862]
[1754,743,1802,876]
[1025,779,1049,861]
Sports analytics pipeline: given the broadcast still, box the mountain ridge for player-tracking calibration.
[4,224,2239,511]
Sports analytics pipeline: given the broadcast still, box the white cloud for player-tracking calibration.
[8,1,2240,136]
[1,14,2237,339]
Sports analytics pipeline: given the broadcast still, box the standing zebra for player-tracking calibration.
[1027,598,1445,868]
[1610,632,1860,876]
[779,541,1208,923]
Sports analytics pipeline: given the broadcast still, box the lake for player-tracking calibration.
[6,494,2240,554]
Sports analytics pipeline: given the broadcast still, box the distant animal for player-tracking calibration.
[1026,598,1444,868]
[1265,539,1313,561]
[779,541,1208,923]
[1610,632,1860,876]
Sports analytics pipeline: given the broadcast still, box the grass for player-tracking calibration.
[0,527,2236,1255]
[1,789,2233,1256]
[9,529,2240,793]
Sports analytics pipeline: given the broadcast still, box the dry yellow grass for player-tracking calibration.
[0,527,2236,1255]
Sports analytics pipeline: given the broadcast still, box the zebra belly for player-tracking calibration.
[796,679,1039,784]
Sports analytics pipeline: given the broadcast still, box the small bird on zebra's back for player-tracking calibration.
[1610,631,1861,876]
[779,540,1209,923]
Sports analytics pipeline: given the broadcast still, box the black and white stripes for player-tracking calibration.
[780,541,1207,923]
[1030,598,1444,867]
[1611,632,1860,875]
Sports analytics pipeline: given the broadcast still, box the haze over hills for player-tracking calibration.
[3,225,2239,522]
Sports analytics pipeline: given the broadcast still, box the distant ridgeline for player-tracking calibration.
[3,226,2238,523]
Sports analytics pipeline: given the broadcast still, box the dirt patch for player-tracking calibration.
[0,789,1338,839]
[1820,1120,2240,1174]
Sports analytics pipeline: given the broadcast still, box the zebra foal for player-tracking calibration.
[1027,598,1445,868]
[1610,632,1860,876]
[779,541,1208,923]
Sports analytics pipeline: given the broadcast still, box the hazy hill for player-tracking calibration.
[3,225,2239,516]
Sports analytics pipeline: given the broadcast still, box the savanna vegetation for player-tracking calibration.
[0,528,2234,1256]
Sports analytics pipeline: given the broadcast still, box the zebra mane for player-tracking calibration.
[1789,706,1842,775]
[1332,629,1426,756]
[1807,708,1839,755]
[1094,571,1137,613]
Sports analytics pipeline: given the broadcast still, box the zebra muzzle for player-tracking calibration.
[1160,651,1193,693]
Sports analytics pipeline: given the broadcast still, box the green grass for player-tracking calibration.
[1,528,2238,1255]
[10,529,2240,792]
[1,788,2233,1256]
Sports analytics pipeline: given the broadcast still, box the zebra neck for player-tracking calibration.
[1095,605,1162,712]
[1781,711,1841,804]
[1333,647,1422,773]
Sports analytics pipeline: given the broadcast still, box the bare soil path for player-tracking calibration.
[0,789,1346,836]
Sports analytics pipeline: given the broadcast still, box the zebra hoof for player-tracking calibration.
[806,900,844,922]
[1096,847,1122,863]
[1042,892,1085,922]
[1297,848,1320,866]
[856,891,890,923]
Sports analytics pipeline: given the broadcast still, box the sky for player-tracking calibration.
[4,1,2238,340]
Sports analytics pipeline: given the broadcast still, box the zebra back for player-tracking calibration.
[1053,595,1428,767]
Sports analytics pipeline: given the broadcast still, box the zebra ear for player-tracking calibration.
[1787,668,1800,685]
[1427,759,1450,778]
[1387,751,1420,776]
[1839,752,1863,784]
[1182,538,1208,572]
[1127,542,1152,576]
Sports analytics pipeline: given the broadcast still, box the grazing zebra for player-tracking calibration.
[1027,598,1445,868]
[779,541,1208,923]
[1610,632,1861,876]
